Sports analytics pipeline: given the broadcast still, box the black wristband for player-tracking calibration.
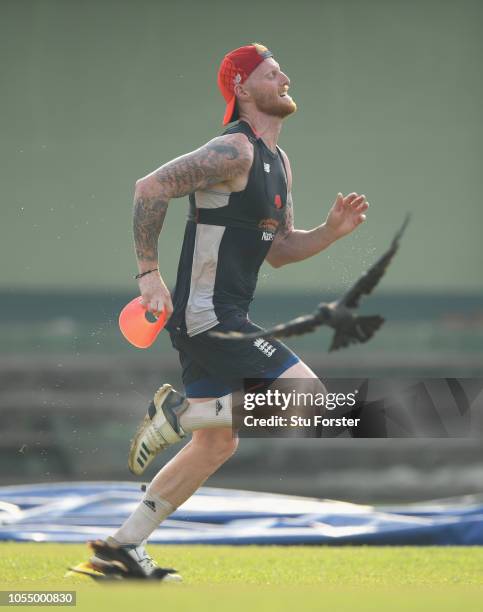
[134,268,158,280]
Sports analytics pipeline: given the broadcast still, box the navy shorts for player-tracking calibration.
[169,311,300,398]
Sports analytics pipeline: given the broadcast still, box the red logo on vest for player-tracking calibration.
[274,194,282,209]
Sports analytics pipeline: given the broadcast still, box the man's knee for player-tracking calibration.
[191,427,239,466]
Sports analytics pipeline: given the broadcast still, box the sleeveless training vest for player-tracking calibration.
[166,120,288,336]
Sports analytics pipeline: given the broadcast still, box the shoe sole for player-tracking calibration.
[89,540,183,582]
[64,561,106,579]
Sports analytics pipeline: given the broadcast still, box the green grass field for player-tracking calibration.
[0,543,482,611]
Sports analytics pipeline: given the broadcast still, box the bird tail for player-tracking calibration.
[330,315,385,351]
[354,315,385,342]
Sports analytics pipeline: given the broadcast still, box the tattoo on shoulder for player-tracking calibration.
[207,143,239,160]
[132,135,252,264]
[154,135,252,198]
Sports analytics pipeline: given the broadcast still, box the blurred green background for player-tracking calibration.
[1,0,482,497]
[1,0,482,362]
[2,0,482,292]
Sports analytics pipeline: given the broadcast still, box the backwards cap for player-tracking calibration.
[217,43,273,125]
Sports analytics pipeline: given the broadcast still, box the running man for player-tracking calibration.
[72,43,369,580]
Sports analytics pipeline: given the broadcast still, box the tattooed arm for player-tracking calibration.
[266,149,369,268]
[133,133,253,317]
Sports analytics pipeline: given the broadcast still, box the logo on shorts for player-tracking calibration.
[215,400,223,415]
[253,337,277,357]
[262,232,274,241]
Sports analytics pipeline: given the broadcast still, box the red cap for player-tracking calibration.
[217,43,273,125]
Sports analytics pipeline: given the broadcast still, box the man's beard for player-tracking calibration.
[255,90,297,119]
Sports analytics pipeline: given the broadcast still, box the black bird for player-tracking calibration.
[209,215,410,351]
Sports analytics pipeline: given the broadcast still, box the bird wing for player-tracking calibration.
[329,315,385,351]
[209,216,409,344]
[209,312,322,341]
[340,214,410,309]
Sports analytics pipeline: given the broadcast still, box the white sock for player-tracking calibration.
[112,488,175,546]
[179,393,232,432]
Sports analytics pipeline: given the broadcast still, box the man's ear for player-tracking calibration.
[234,83,250,102]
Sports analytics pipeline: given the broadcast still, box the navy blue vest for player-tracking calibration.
[167,120,288,336]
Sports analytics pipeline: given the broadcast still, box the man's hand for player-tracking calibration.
[138,272,173,319]
[324,192,369,241]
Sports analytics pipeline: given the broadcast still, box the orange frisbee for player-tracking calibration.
[118,296,167,348]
